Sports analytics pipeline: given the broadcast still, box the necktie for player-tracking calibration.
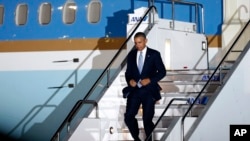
[138,51,143,73]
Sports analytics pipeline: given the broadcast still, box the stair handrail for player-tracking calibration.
[79,5,156,101]
[52,100,98,141]
[181,19,250,141]
[51,5,157,141]
[67,100,98,132]
[167,0,205,33]
[145,98,190,141]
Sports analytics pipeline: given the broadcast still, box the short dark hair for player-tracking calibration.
[134,32,146,39]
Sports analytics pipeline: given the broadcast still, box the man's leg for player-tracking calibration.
[141,92,155,141]
[124,94,141,141]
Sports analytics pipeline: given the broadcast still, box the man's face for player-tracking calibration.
[134,36,147,51]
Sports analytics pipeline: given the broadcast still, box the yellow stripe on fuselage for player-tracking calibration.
[0,37,127,52]
[0,35,221,52]
[207,35,222,48]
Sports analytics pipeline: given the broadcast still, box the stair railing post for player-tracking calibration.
[57,132,60,141]
[171,0,175,29]
[219,65,222,85]
[107,67,110,88]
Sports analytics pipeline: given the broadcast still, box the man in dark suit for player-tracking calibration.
[124,32,166,141]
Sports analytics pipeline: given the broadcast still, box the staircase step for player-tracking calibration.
[155,104,205,109]
[103,131,164,141]
[113,127,167,133]
[120,69,228,82]
[107,104,205,117]
[162,75,222,82]
[160,92,212,104]
[159,82,221,93]
[161,92,213,96]
[159,81,221,85]
[103,126,167,141]
[155,104,204,116]
[165,69,228,75]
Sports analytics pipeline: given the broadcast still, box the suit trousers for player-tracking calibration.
[124,87,155,141]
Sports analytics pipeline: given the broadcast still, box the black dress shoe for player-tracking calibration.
[134,137,141,141]
[145,137,152,141]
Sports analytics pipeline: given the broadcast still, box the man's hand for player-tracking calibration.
[129,79,137,87]
[140,78,151,86]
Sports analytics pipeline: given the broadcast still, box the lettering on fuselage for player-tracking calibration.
[130,16,148,23]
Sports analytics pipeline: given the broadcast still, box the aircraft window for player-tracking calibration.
[39,3,51,25]
[15,4,28,25]
[87,0,102,23]
[0,5,4,25]
[63,2,76,24]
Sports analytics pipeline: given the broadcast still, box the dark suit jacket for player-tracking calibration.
[125,47,166,101]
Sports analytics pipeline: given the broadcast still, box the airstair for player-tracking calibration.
[67,68,222,141]
[51,1,250,141]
